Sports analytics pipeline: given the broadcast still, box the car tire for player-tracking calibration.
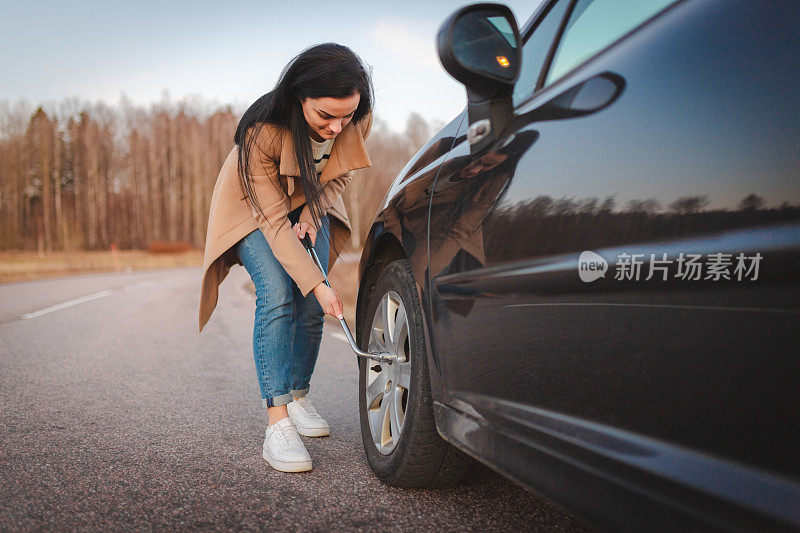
[358,259,473,487]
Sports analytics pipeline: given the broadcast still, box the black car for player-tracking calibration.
[354,1,800,530]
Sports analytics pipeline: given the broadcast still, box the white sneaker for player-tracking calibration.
[287,396,331,437]
[262,417,312,472]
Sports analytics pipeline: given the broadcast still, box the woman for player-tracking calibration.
[198,43,373,473]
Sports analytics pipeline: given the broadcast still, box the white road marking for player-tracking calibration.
[21,290,114,319]
[331,332,348,343]
[17,272,196,321]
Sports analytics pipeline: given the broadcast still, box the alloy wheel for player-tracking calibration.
[365,289,411,455]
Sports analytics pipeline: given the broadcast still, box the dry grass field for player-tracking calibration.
[0,249,204,283]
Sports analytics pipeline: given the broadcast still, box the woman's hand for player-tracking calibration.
[312,283,344,320]
[293,221,317,246]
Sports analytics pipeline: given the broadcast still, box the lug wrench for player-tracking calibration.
[301,234,395,364]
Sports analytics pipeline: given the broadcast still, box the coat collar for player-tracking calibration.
[278,118,372,189]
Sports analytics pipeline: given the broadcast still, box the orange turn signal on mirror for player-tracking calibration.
[496,56,510,68]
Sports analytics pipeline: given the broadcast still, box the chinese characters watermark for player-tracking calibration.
[578,251,762,282]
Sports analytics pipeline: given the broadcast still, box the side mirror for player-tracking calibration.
[437,3,521,153]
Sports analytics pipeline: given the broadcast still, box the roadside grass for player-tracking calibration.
[0,249,203,283]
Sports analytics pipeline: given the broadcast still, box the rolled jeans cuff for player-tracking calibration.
[290,387,309,399]
[262,392,293,408]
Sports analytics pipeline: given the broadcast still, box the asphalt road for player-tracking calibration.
[0,266,594,531]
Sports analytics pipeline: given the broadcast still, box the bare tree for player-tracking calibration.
[738,193,764,211]
[0,96,434,254]
[669,195,709,214]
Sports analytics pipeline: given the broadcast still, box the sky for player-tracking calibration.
[0,0,544,132]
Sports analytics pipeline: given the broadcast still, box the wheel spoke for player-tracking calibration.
[381,294,392,344]
[397,362,411,390]
[391,304,407,353]
[369,310,387,352]
[369,407,382,442]
[365,371,387,406]
[389,391,401,441]
[377,387,391,445]
[395,385,406,429]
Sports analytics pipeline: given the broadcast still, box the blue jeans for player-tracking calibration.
[233,207,331,409]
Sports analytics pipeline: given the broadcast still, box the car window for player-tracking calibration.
[545,0,677,85]
[512,0,571,107]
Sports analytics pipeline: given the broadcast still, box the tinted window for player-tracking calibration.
[512,0,571,107]
[546,0,677,85]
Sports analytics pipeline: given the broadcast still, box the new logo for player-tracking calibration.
[578,251,608,282]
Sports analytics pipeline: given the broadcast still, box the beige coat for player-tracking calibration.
[198,113,373,332]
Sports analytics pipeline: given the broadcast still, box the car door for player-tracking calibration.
[428,0,800,503]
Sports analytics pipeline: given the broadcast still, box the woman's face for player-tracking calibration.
[300,92,361,142]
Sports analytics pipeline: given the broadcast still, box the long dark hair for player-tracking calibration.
[233,43,374,245]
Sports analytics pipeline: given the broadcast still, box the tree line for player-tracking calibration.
[0,96,436,252]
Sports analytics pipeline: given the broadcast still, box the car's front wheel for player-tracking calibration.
[358,259,473,487]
